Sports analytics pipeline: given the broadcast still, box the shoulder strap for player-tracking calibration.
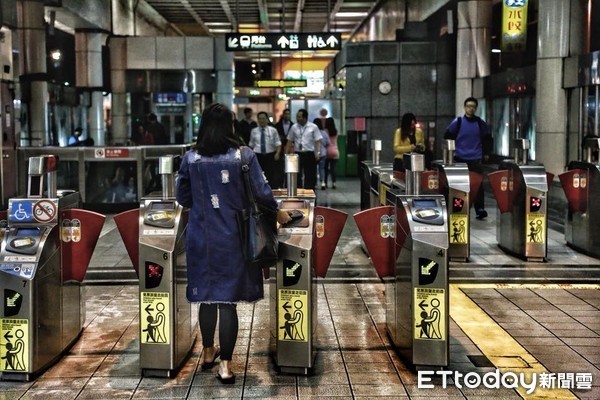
[456,116,462,133]
[240,147,259,212]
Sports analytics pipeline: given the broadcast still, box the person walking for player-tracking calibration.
[393,113,425,171]
[238,107,257,146]
[273,109,293,188]
[324,118,339,189]
[146,113,169,145]
[313,118,330,190]
[248,111,281,186]
[285,109,322,189]
[444,97,492,220]
[176,103,291,384]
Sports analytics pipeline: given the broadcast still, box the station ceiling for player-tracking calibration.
[144,0,376,41]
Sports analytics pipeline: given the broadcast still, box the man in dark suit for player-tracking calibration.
[238,107,257,145]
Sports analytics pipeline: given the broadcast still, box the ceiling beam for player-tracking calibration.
[219,0,238,30]
[293,0,305,32]
[257,0,269,31]
[177,0,212,36]
[324,0,344,32]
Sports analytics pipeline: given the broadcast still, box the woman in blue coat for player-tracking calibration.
[176,103,290,384]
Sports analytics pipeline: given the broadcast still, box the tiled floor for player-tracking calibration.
[0,177,599,399]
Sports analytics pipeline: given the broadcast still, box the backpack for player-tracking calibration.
[444,116,493,156]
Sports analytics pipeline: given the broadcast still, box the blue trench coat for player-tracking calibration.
[176,146,277,303]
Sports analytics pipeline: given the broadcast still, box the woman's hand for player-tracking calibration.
[277,209,292,225]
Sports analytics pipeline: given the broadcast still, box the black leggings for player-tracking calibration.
[199,303,238,361]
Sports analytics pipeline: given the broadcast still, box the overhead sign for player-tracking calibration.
[226,33,341,52]
[256,79,307,88]
[501,0,528,52]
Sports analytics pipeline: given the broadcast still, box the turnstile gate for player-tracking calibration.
[0,155,105,381]
[114,155,197,377]
[427,140,482,262]
[355,153,449,368]
[559,137,600,258]
[271,154,346,374]
[489,139,552,262]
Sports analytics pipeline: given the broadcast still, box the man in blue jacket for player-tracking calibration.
[444,97,492,220]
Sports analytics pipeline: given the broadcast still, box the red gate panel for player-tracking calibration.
[114,208,140,277]
[61,209,106,282]
[312,207,348,278]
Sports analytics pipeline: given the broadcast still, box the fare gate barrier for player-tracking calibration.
[423,140,483,262]
[354,153,449,368]
[271,155,346,375]
[559,137,600,258]
[488,139,554,262]
[114,155,197,377]
[359,140,393,210]
[0,155,105,381]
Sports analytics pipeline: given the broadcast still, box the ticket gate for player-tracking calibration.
[271,154,346,374]
[114,155,197,377]
[488,139,553,262]
[354,153,449,368]
[0,155,105,381]
[360,140,393,210]
[559,137,600,258]
[424,140,483,262]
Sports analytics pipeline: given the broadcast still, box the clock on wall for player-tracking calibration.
[378,80,392,95]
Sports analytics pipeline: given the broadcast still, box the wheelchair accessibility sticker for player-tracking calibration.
[278,289,308,342]
[0,318,29,372]
[140,292,170,345]
[10,201,34,223]
[414,288,446,341]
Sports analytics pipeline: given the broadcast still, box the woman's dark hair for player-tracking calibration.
[325,118,337,136]
[196,103,241,156]
[313,118,323,129]
[400,113,416,141]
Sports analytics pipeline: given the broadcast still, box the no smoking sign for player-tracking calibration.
[33,200,57,223]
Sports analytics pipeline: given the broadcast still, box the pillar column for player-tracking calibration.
[75,29,108,145]
[455,0,492,115]
[213,37,234,110]
[108,36,128,145]
[17,0,48,146]
[535,0,571,175]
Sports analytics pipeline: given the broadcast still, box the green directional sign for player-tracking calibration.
[225,33,341,52]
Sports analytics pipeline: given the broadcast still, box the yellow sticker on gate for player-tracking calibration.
[414,288,445,341]
[0,318,29,372]
[140,292,170,345]
[449,214,468,244]
[278,289,308,342]
[526,214,546,244]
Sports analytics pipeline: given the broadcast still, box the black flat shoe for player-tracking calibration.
[201,347,220,370]
[216,370,235,384]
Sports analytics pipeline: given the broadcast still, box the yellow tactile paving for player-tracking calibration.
[450,283,586,400]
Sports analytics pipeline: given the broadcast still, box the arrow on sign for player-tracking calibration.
[421,260,436,276]
[145,304,154,314]
[4,331,13,341]
[227,37,239,48]
[277,36,289,48]
[418,300,428,311]
[326,35,339,48]
[282,301,291,313]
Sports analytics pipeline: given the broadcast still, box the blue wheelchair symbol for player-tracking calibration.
[11,201,33,222]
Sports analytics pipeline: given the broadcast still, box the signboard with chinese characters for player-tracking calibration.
[225,33,341,52]
[255,79,307,88]
[501,0,528,52]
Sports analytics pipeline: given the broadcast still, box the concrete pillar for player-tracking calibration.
[455,0,492,116]
[75,29,108,145]
[109,36,128,146]
[535,0,571,175]
[213,37,234,110]
[17,0,48,146]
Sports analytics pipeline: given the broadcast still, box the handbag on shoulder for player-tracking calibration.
[237,147,278,269]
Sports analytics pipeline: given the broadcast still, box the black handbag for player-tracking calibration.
[238,148,278,268]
